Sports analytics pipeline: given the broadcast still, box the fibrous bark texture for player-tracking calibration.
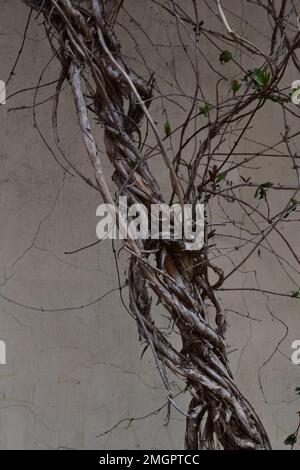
[22,0,272,449]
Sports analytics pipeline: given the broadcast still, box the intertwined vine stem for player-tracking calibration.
[20,0,300,449]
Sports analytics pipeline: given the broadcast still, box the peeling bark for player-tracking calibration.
[20,0,272,449]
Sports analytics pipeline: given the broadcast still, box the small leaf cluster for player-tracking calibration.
[254,181,273,200]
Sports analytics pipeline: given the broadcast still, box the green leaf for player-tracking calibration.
[216,172,226,183]
[243,69,271,92]
[254,69,266,85]
[254,68,270,88]
[284,433,297,446]
[291,289,300,298]
[267,94,281,103]
[164,121,171,137]
[231,79,241,94]
[254,181,273,200]
[199,102,213,117]
[262,181,273,188]
[219,50,232,64]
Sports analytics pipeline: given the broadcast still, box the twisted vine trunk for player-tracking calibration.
[22,0,271,449]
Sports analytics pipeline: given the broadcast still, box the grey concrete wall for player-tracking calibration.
[0,0,299,449]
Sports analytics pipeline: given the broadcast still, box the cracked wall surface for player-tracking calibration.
[0,0,299,450]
